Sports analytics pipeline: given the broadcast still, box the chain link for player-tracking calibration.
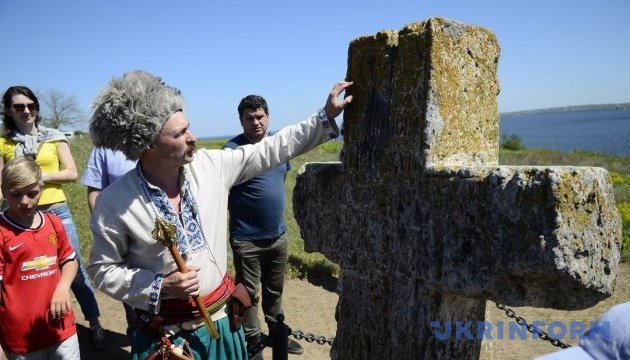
[291,329,335,346]
[257,328,335,351]
[495,303,571,349]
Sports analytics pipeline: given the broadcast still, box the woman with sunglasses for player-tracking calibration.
[0,86,106,351]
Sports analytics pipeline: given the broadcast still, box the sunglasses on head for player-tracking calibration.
[12,103,38,113]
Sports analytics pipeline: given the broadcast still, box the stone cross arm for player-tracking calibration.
[294,162,621,310]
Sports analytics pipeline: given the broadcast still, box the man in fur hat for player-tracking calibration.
[87,70,351,359]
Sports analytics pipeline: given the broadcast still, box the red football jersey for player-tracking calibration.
[0,212,77,354]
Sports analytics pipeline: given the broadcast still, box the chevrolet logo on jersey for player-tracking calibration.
[21,256,57,271]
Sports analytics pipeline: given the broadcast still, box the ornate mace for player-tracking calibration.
[152,217,220,339]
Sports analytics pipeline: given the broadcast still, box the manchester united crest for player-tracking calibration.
[48,232,58,246]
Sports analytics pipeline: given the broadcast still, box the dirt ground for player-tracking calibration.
[63,263,629,359]
[73,277,339,360]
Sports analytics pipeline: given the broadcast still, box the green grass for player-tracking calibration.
[66,135,95,265]
[66,138,628,283]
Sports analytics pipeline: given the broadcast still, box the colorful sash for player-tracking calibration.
[159,272,235,324]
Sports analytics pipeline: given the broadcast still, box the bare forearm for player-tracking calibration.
[42,169,78,184]
[46,142,78,184]
[50,259,78,319]
[87,188,101,213]
[58,259,78,289]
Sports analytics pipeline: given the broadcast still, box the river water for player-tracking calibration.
[499,110,630,156]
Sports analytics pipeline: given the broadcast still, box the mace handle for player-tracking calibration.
[167,245,220,340]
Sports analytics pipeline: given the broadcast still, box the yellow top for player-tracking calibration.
[0,137,67,205]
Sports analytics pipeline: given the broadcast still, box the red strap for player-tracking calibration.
[159,272,235,323]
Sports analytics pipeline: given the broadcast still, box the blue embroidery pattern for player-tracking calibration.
[317,108,339,139]
[139,170,205,255]
[148,273,164,314]
[179,179,205,251]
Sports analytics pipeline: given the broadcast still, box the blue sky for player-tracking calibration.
[1,0,629,138]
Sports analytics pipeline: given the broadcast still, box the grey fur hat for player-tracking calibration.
[90,70,185,160]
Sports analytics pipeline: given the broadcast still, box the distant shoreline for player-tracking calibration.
[501,102,630,117]
[199,104,630,140]
[200,102,630,140]
[200,134,236,141]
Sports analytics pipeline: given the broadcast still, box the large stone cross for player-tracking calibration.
[293,18,622,359]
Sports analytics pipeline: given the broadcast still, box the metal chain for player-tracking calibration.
[262,304,570,350]
[495,303,571,349]
[256,328,335,353]
[290,329,335,346]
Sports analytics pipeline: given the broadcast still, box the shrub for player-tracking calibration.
[500,133,525,151]
[609,172,630,204]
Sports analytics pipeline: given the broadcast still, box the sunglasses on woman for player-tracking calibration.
[12,103,38,113]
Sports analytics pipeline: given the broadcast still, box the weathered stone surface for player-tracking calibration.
[293,17,622,360]
[297,164,620,307]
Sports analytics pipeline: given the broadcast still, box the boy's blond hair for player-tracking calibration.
[1,157,43,191]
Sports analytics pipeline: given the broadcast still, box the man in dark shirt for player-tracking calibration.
[224,95,304,359]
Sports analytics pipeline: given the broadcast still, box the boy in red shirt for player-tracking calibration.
[0,157,79,359]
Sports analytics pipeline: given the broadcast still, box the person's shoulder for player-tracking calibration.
[186,148,230,181]
[100,169,139,198]
[90,147,108,157]
[94,170,141,214]
[0,136,12,146]
[0,137,9,154]
[0,214,11,230]
[108,168,138,186]
[223,134,247,149]
[45,127,65,136]
[99,147,127,158]
[85,147,104,166]
[190,148,222,167]
[42,128,68,143]
[43,211,64,230]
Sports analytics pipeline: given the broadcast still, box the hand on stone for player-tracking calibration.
[325,81,353,119]
[161,265,201,299]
